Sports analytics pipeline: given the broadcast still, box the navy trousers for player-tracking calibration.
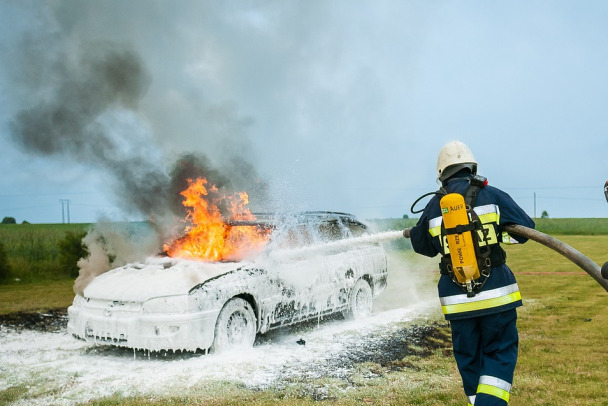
[450,309,518,405]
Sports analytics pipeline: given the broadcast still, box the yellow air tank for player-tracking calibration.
[440,193,480,285]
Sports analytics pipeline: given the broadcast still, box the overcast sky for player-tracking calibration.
[1,1,607,224]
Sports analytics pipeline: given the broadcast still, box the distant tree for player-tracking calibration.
[402,214,409,219]
[1,217,16,224]
[21,220,30,224]
[0,241,11,282]
[541,210,549,219]
[57,231,89,278]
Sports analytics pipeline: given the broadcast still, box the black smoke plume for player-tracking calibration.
[9,41,265,225]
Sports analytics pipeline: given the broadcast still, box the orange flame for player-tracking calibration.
[163,177,271,261]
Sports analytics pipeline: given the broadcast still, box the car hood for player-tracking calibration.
[83,257,244,302]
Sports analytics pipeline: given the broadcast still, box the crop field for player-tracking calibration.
[0,219,607,405]
[0,222,154,283]
[0,223,90,281]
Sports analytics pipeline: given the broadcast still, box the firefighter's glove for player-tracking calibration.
[403,228,411,239]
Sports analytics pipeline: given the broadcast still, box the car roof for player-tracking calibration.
[227,211,365,228]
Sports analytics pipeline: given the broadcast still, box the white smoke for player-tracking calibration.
[74,221,162,295]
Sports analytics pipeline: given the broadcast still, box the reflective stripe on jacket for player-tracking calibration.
[428,203,501,255]
[440,283,521,316]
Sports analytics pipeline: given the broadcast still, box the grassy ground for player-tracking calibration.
[0,223,90,281]
[505,235,608,405]
[532,218,608,235]
[0,279,74,314]
[1,226,607,405]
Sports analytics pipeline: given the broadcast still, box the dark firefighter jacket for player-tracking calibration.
[410,174,535,320]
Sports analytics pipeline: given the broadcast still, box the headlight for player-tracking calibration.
[142,295,189,313]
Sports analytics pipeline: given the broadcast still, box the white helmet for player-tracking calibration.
[436,141,477,182]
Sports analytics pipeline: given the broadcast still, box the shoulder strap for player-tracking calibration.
[464,175,487,208]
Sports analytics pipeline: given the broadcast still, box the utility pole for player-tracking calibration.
[60,199,71,224]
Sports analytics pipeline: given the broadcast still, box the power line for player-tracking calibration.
[513,195,605,202]
[501,186,603,191]
[69,203,119,208]
[0,191,101,197]
[0,204,61,211]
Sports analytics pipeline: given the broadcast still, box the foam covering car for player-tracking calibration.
[67,212,388,353]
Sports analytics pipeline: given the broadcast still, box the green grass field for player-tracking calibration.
[0,222,154,283]
[1,220,607,405]
[0,223,90,282]
[506,235,608,405]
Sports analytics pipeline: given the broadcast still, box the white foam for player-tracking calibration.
[83,257,242,301]
[0,301,436,406]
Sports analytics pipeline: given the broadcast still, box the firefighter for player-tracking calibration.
[403,141,535,405]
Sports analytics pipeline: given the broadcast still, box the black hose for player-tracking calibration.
[503,224,608,293]
[410,191,444,214]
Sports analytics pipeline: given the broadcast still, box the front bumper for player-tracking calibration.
[67,303,220,352]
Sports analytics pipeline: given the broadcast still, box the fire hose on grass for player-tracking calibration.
[502,224,608,293]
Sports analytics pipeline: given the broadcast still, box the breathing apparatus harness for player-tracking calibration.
[411,175,506,297]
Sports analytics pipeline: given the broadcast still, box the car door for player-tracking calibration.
[263,223,329,326]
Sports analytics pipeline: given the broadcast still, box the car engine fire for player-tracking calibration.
[163,177,272,262]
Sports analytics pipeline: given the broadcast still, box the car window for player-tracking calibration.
[317,221,344,241]
[345,221,367,237]
[319,218,369,240]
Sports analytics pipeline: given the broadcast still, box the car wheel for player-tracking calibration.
[211,297,257,353]
[345,278,373,319]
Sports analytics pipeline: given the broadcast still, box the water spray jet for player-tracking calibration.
[264,231,403,261]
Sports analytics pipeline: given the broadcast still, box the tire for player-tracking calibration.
[211,297,257,353]
[344,278,373,320]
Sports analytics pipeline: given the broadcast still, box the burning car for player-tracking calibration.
[67,211,388,353]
